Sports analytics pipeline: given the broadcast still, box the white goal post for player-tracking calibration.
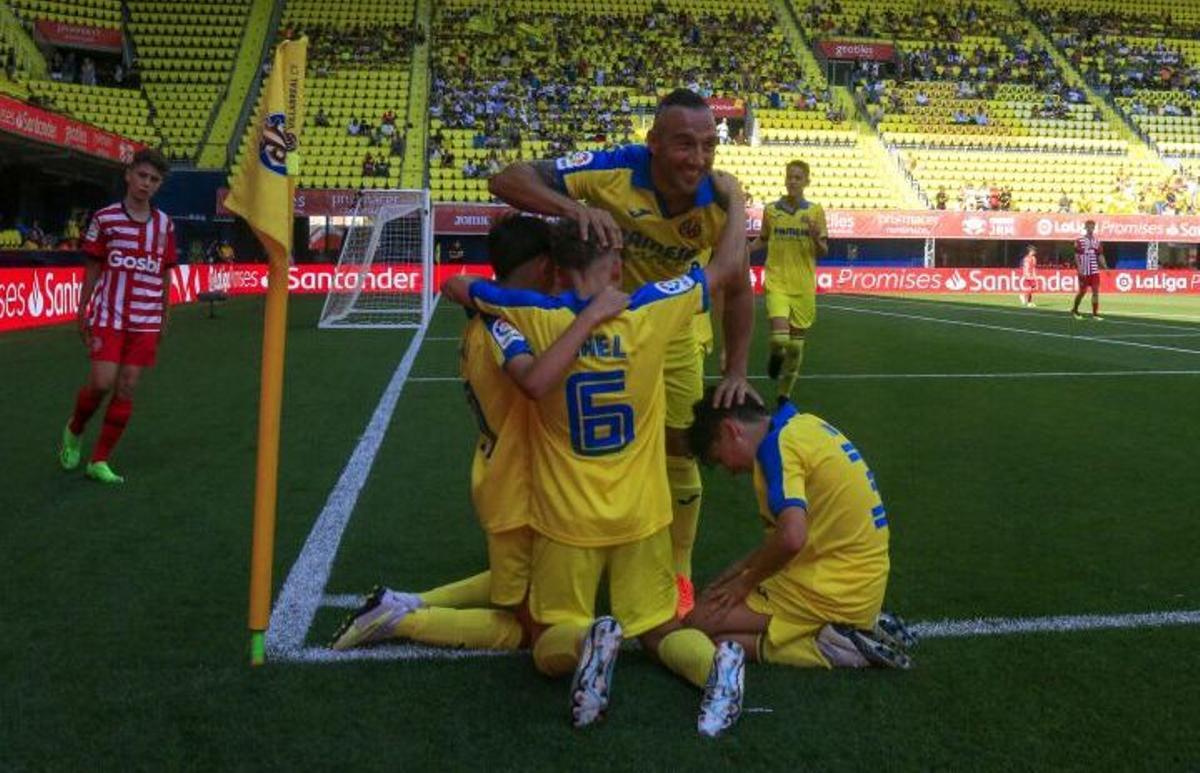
[318,189,434,329]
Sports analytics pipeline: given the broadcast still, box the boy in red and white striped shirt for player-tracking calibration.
[1071,220,1106,320]
[58,149,176,484]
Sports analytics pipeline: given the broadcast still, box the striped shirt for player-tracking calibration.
[1074,236,1102,276]
[82,203,177,332]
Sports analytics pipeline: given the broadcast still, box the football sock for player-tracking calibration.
[532,621,588,677]
[778,338,805,400]
[667,455,702,578]
[90,396,131,462]
[69,386,105,435]
[1092,299,1099,315]
[656,628,717,689]
[419,570,493,608]
[392,607,524,650]
[769,330,788,358]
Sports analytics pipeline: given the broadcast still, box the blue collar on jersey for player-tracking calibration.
[776,197,810,214]
[769,400,799,433]
[627,145,717,213]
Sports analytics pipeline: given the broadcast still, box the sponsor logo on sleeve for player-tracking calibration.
[653,275,697,296]
[555,151,594,171]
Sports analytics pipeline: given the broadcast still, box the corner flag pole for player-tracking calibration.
[223,37,307,666]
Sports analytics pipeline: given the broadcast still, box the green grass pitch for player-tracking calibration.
[2,291,1198,770]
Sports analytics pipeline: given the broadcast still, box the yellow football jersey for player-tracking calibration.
[751,403,890,622]
[460,313,534,534]
[762,198,826,297]
[553,145,728,290]
[470,266,710,547]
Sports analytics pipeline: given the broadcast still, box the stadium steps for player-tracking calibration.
[1018,10,1175,179]
[197,0,278,170]
[400,0,432,190]
[769,0,828,91]
[850,102,929,209]
[0,2,46,81]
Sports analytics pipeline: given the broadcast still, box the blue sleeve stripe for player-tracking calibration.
[693,264,711,313]
[779,498,808,513]
[469,281,564,310]
[757,431,792,517]
[555,146,642,187]
[627,264,710,312]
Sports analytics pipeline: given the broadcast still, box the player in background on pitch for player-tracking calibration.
[488,88,758,617]
[331,216,627,654]
[747,160,827,403]
[1019,244,1038,308]
[683,390,916,672]
[1071,220,1107,320]
[58,148,176,484]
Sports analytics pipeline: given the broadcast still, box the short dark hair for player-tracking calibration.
[656,88,710,116]
[687,386,770,463]
[548,219,605,272]
[786,159,810,176]
[1085,219,1096,227]
[129,148,169,177]
[487,214,550,281]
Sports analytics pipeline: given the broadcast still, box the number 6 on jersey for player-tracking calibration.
[566,370,635,456]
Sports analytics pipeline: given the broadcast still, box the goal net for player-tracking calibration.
[318,189,434,329]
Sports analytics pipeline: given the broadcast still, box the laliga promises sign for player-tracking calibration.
[3,265,1198,333]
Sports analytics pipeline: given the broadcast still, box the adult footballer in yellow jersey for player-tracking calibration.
[331,217,626,653]
[683,390,917,671]
[748,160,828,402]
[490,88,758,611]
[442,214,751,737]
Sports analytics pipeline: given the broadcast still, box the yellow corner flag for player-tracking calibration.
[225,36,307,666]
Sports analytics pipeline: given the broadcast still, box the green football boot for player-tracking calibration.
[59,424,82,470]
[85,461,125,485]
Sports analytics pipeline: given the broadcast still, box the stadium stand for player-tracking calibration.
[231,0,420,190]
[6,0,121,28]
[1026,0,1200,160]
[24,80,161,147]
[4,0,161,147]
[424,0,907,206]
[125,0,253,160]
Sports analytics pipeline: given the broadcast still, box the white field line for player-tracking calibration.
[278,607,1200,663]
[403,369,1200,385]
[824,302,1200,357]
[1097,332,1200,339]
[832,293,1200,332]
[265,297,440,659]
[911,609,1200,638]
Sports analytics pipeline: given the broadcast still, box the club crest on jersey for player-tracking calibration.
[678,217,702,239]
[107,251,163,273]
[555,151,593,171]
[259,112,298,176]
[653,275,696,296]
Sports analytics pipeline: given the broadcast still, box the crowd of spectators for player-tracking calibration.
[281,22,424,71]
[1035,9,1200,97]
[47,51,140,89]
[430,4,809,149]
[800,1,1014,42]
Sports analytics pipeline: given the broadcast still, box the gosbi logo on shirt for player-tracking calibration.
[107,251,163,273]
